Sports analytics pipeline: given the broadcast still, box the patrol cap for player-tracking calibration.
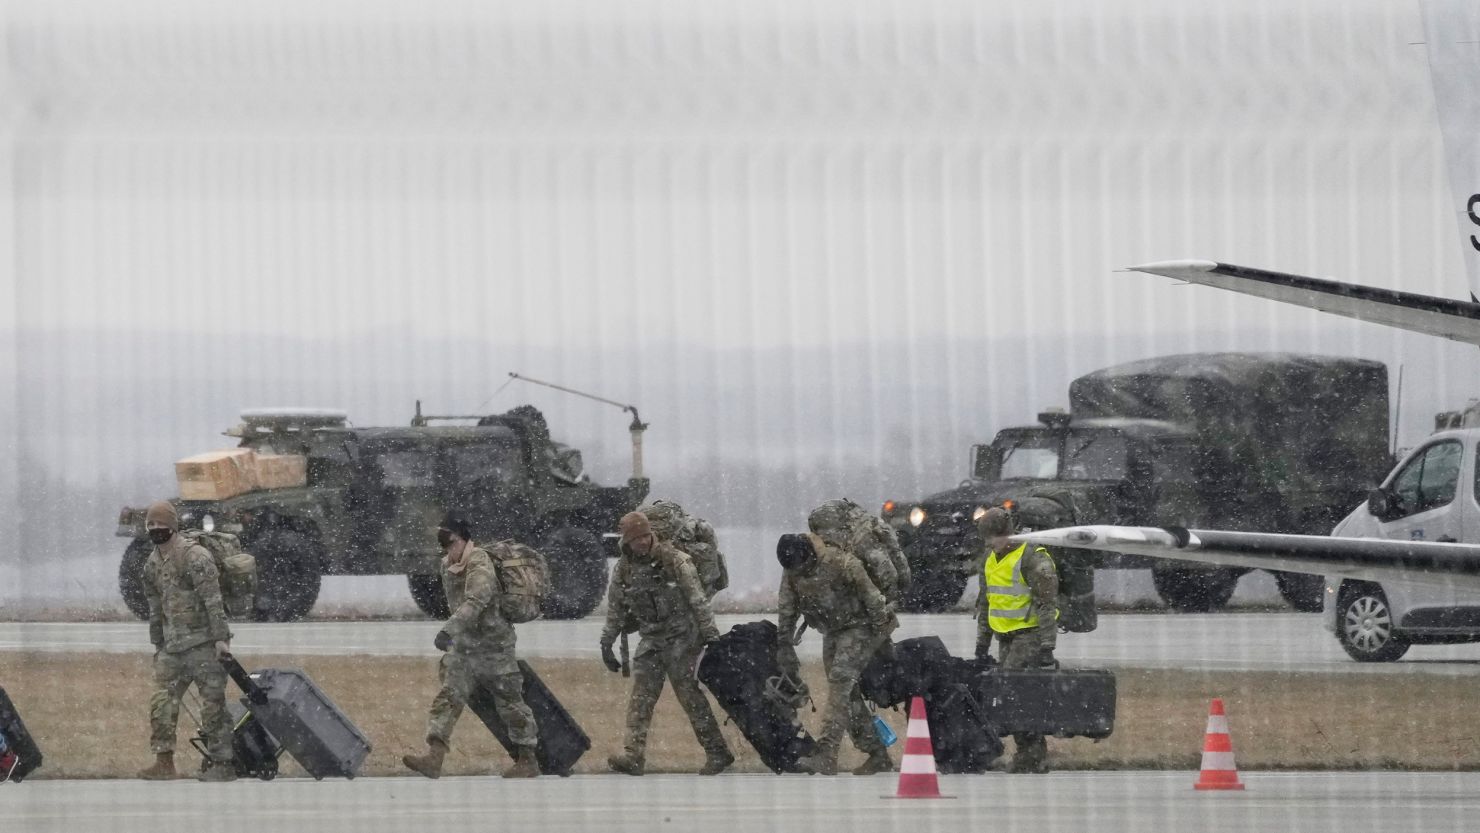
[776,533,817,570]
[439,512,472,541]
[976,506,1014,538]
[145,500,179,531]
[619,511,653,544]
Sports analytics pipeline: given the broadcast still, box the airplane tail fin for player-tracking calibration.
[1422,0,1480,303]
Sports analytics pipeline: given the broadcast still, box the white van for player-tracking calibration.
[1325,428,1480,661]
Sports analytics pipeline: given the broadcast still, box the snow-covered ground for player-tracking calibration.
[0,525,1284,619]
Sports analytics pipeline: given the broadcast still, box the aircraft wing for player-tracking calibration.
[1129,260,1480,347]
[1012,525,1480,592]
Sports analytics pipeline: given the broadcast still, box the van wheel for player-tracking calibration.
[540,527,608,620]
[249,527,323,622]
[1151,568,1239,612]
[118,539,154,620]
[1337,584,1409,662]
[408,574,451,619]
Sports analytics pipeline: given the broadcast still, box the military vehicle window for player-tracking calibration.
[999,435,1058,479]
[1063,433,1127,480]
[376,451,438,488]
[1390,440,1461,516]
[449,442,523,486]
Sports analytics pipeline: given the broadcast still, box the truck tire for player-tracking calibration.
[899,568,969,613]
[1336,583,1409,662]
[118,538,153,620]
[250,527,323,622]
[1273,571,1325,613]
[408,574,450,619]
[1151,567,1239,612]
[539,527,608,620]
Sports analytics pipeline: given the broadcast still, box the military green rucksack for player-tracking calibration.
[489,540,551,623]
[180,529,258,619]
[640,500,729,599]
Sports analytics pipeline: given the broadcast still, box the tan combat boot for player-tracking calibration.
[607,753,644,776]
[502,746,540,779]
[402,739,449,779]
[698,747,735,776]
[795,748,838,776]
[137,752,176,781]
[851,749,893,776]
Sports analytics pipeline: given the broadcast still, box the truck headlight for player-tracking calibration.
[972,506,987,522]
[909,507,927,527]
[201,514,215,533]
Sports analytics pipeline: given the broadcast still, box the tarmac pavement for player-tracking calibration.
[6,771,1478,833]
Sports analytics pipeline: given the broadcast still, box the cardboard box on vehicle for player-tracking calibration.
[254,454,308,490]
[176,449,257,500]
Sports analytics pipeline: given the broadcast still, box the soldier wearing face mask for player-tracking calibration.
[137,500,235,782]
[403,514,540,779]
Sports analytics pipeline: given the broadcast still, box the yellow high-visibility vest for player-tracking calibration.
[984,542,1056,634]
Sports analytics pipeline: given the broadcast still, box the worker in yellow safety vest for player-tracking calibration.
[974,507,1059,774]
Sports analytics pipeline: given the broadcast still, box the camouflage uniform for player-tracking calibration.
[778,533,897,773]
[600,539,729,767]
[143,531,233,765]
[976,543,1059,772]
[424,544,538,751]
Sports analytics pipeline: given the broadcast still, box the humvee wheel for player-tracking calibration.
[1274,571,1326,613]
[1152,567,1239,612]
[408,574,451,619]
[119,538,154,620]
[251,527,323,622]
[539,527,608,620]
[899,568,968,613]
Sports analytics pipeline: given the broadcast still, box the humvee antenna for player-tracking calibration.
[507,372,650,482]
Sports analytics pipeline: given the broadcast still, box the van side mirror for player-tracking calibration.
[971,445,1002,481]
[1367,487,1397,521]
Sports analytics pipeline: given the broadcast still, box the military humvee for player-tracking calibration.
[116,404,649,621]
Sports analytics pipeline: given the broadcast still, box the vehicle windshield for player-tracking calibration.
[996,431,1128,480]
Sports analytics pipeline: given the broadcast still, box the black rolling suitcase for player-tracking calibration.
[696,620,817,774]
[859,640,1002,774]
[222,656,372,779]
[192,702,283,781]
[975,667,1117,739]
[467,659,590,777]
[0,686,42,783]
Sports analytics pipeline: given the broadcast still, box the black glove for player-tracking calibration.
[876,640,897,662]
[974,641,992,662]
[601,642,622,673]
[434,630,453,652]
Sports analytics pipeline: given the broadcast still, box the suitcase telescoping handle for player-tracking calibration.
[220,653,269,705]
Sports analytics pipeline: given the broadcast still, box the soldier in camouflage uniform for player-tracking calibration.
[600,511,734,776]
[807,499,910,601]
[974,507,1059,774]
[776,532,897,776]
[403,514,540,779]
[136,500,235,782]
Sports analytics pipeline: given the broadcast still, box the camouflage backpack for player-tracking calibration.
[640,500,729,598]
[180,529,258,619]
[489,540,550,623]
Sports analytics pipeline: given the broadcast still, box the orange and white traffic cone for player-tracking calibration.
[1193,698,1245,791]
[891,696,950,799]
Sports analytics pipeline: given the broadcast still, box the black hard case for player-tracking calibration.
[975,667,1117,739]
[223,656,372,779]
[466,659,590,777]
[0,685,43,782]
[696,620,818,774]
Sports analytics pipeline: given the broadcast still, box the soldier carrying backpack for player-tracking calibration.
[638,500,729,599]
[807,499,910,602]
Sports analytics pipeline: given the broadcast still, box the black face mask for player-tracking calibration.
[148,528,174,546]
[436,530,455,549]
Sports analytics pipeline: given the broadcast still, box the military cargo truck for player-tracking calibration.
[884,353,1391,614]
[117,404,648,621]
